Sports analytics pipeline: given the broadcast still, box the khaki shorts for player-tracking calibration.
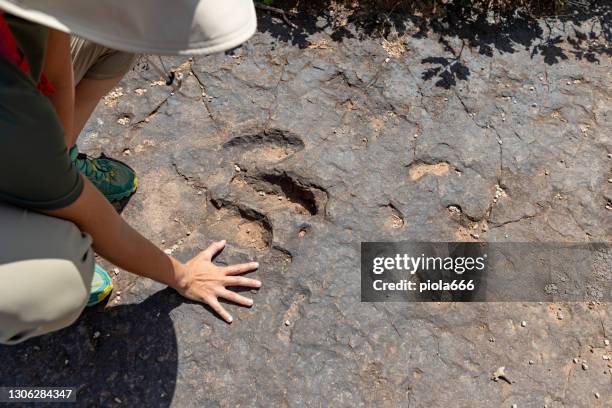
[71,36,137,85]
[0,40,134,345]
[0,202,94,345]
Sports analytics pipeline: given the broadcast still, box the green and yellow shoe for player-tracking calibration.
[70,146,138,202]
[87,264,113,307]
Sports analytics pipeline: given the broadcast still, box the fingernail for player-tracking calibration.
[220,240,226,245]
[247,299,254,306]
[253,262,259,268]
[227,316,233,323]
[256,281,262,288]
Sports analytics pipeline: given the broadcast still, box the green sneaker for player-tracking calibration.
[87,264,113,307]
[69,146,138,202]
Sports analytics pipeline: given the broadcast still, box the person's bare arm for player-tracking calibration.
[45,178,261,323]
[42,29,74,147]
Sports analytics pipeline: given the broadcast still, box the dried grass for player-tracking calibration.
[273,0,570,17]
[338,0,568,15]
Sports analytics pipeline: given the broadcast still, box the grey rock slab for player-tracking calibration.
[1,6,611,408]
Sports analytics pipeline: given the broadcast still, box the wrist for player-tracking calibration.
[169,257,191,293]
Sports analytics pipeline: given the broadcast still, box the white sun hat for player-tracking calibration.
[0,0,257,55]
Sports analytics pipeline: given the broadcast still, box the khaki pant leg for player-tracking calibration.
[70,36,137,85]
[0,203,95,345]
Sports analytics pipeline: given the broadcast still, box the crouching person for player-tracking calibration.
[0,0,261,344]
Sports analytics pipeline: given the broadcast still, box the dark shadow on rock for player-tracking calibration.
[421,54,470,89]
[256,0,611,87]
[0,289,180,407]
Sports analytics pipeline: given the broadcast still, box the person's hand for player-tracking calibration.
[172,240,261,323]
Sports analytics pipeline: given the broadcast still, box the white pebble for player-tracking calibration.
[284,320,291,326]
[520,321,527,327]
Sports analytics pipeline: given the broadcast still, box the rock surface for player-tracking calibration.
[1,5,611,407]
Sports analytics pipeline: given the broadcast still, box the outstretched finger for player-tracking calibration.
[218,289,254,307]
[208,298,233,323]
[224,262,259,275]
[224,276,262,288]
[199,240,226,261]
